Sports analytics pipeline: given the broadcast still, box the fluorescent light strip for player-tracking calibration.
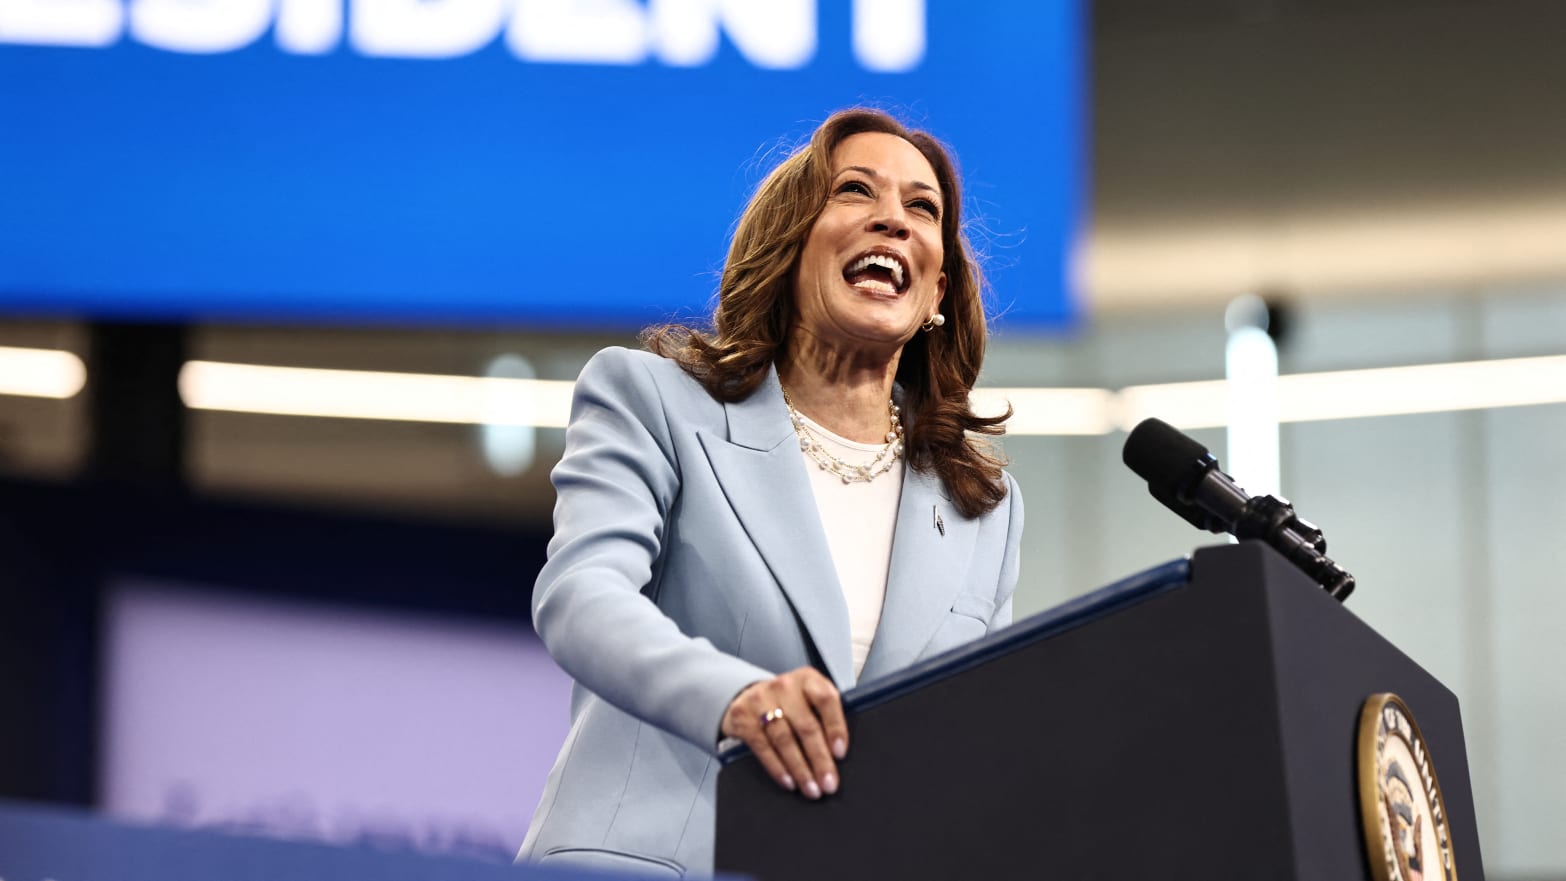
[178,361,576,428]
[1114,354,1566,432]
[0,345,87,399]
[971,387,1117,436]
[1277,355,1566,423]
[1114,378,1231,432]
[170,354,1566,434]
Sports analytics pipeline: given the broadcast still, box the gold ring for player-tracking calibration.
[761,707,785,727]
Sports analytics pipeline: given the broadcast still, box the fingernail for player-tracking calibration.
[803,780,821,800]
[821,773,838,795]
[832,738,846,759]
[781,774,796,791]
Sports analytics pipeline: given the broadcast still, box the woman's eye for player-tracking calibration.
[838,180,871,196]
[911,199,941,218]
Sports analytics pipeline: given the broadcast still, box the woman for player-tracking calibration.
[516,108,1022,877]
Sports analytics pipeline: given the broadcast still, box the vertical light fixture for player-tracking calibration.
[479,354,537,477]
[1224,294,1281,498]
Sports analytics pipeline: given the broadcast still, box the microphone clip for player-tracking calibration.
[1234,493,1354,601]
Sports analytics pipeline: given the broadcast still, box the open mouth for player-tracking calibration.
[842,250,909,295]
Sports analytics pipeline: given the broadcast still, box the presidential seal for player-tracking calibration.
[1358,693,1458,881]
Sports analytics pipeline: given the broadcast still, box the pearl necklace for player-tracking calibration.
[780,386,904,484]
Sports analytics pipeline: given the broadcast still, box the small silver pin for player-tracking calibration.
[933,506,945,536]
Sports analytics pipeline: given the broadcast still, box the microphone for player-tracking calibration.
[1123,418,1355,600]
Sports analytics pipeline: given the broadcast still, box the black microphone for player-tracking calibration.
[1123,417,1355,600]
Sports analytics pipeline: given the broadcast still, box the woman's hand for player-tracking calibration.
[721,667,848,800]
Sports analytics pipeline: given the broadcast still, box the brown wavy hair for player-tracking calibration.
[643,108,1010,518]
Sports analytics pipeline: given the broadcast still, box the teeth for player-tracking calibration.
[847,253,907,291]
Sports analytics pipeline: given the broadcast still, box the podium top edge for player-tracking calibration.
[718,557,1191,765]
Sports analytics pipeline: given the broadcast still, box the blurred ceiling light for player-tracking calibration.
[0,345,87,399]
[1114,354,1566,432]
[1115,378,1230,431]
[1223,293,1281,496]
[1225,326,1281,497]
[178,361,574,427]
[971,387,1116,436]
[479,354,539,477]
[1275,354,1566,423]
[174,354,1566,434]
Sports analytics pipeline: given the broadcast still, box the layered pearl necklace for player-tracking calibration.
[780,385,904,484]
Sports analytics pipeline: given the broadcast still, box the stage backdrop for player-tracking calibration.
[100,577,573,862]
[0,1,1082,329]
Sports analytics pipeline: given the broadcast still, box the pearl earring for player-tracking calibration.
[921,313,945,332]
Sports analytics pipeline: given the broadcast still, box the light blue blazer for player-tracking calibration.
[517,347,1023,877]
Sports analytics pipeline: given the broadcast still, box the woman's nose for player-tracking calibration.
[868,201,911,239]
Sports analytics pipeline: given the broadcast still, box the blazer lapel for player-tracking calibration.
[696,369,857,689]
[857,464,979,683]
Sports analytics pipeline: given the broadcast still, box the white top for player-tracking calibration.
[794,412,903,678]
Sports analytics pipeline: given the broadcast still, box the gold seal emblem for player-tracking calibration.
[1358,693,1458,881]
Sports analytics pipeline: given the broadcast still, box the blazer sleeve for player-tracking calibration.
[531,348,774,753]
[989,471,1024,632]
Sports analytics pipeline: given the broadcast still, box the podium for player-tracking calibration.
[714,541,1485,880]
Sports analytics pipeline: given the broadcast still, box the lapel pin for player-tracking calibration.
[933,506,945,536]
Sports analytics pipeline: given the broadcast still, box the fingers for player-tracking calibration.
[723,683,805,795]
[722,667,847,800]
[802,673,849,761]
[746,722,797,794]
[762,703,821,798]
[776,685,837,798]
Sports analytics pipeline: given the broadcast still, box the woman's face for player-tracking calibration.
[792,132,947,358]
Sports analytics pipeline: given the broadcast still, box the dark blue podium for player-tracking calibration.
[715,541,1486,881]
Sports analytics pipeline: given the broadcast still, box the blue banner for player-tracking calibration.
[0,1,1081,328]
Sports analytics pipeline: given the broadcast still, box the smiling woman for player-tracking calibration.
[647,109,1010,518]
[794,132,946,356]
[516,109,1023,878]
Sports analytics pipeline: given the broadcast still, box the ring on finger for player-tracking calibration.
[761,706,785,727]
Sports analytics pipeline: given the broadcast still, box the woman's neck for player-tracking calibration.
[777,335,901,444]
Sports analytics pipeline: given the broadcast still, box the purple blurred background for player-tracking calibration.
[100,579,572,861]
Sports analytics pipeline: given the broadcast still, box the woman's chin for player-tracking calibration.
[838,320,920,352]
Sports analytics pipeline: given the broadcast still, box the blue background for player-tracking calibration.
[0,3,1082,329]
